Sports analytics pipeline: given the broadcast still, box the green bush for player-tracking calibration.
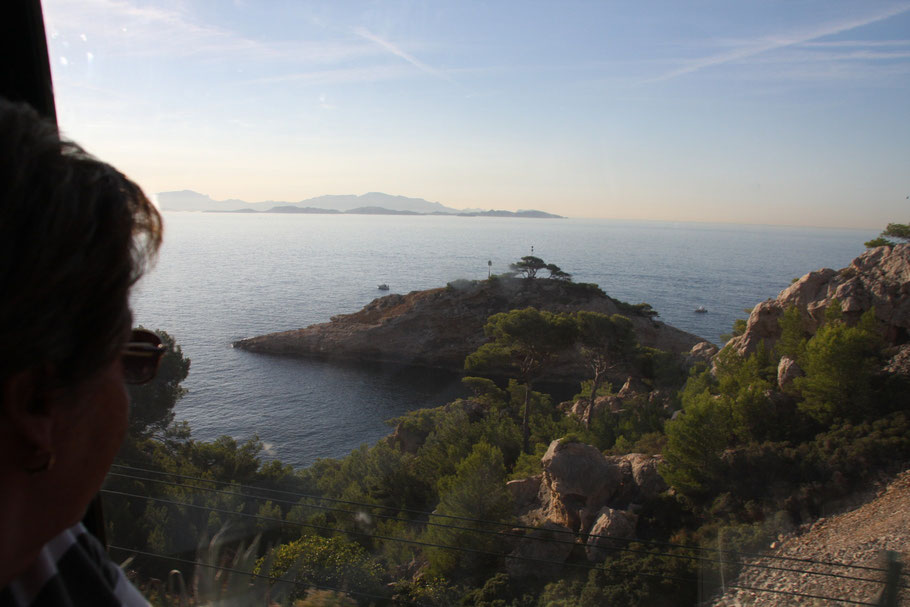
[423,443,513,580]
[260,535,385,602]
[794,311,885,424]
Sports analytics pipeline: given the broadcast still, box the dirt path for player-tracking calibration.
[713,470,910,606]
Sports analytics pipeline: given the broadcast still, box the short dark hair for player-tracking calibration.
[0,99,162,389]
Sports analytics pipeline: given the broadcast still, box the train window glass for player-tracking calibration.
[42,1,909,603]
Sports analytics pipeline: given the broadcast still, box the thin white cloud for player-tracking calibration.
[799,39,910,48]
[44,1,458,91]
[352,26,455,83]
[713,57,910,85]
[756,49,910,63]
[642,3,910,83]
[240,65,414,87]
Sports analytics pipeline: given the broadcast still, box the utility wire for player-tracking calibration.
[103,489,884,605]
[108,544,427,607]
[102,489,697,585]
[109,462,898,575]
[110,541,882,607]
[717,582,879,606]
[106,470,900,588]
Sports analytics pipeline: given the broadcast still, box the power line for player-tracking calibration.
[109,541,883,607]
[721,581,880,606]
[108,545,427,607]
[108,462,898,575]
[101,489,698,584]
[103,489,885,605]
[106,470,900,588]
[109,462,901,574]
[110,471,708,569]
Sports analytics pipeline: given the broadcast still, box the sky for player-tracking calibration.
[42,0,910,228]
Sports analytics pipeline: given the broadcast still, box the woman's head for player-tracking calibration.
[0,99,162,577]
[0,99,162,389]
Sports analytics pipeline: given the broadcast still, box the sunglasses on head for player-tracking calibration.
[122,328,166,384]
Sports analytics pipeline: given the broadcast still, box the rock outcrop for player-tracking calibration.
[539,440,623,532]
[688,341,720,365]
[605,452,668,506]
[388,423,429,455]
[234,277,705,377]
[728,244,910,357]
[585,507,638,561]
[506,476,542,511]
[561,375,677,426]
[508,439,668,569]
[562,394,624,425]
[524,439,666,534]
[776,356,803,391]
[885,343,910,376]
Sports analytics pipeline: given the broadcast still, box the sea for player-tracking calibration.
[131,212,875,469]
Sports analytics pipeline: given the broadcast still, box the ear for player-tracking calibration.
[0,369,55,455]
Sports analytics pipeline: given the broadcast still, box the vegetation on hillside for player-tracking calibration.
[109,266,909,606]
[662,304,909,536]
[465,308,578,453]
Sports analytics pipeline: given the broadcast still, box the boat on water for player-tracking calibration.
[694,306,707,313]
[378,284,390,291]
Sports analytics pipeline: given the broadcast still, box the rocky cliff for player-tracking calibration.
[234,277,705,377]
[728,243,910,357]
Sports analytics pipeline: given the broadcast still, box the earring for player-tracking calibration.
[24,450,56,474]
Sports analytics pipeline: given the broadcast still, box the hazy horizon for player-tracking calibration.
[43,1,910,229]
[152,189,880,231]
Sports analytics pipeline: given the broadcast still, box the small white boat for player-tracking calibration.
[378,284,389,291]
[694,306,707,313]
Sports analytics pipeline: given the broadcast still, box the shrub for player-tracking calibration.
[794,310,884,424]
[423,443,513,580]
[261,535,385,602]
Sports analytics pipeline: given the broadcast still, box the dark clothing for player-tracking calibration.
[0,524,147,606]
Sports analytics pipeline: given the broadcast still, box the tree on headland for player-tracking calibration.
[510,255,546,278]
[865,222,910,248]
[546,263,572,281]
[509,256,572,280]
[465,308,577,453]
[574,311,639,428]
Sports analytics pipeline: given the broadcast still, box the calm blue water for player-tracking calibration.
[131,213,874,468]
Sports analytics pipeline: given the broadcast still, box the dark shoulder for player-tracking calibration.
[1,525,146,607]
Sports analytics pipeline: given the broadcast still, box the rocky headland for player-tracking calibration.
[234,277,707,380]
[729,243,910,359]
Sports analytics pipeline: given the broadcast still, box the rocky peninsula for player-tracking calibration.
[233,277,706,379]
[728,243,910,371]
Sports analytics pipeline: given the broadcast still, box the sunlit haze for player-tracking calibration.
[43,0,910,228]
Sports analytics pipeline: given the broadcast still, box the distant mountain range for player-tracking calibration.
[156,190,564,219]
